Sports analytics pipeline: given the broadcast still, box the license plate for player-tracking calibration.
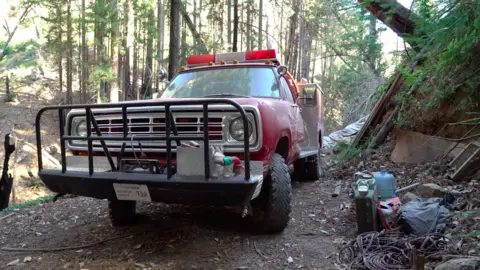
[113,183,152,202]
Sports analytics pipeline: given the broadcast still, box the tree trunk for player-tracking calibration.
[285,0,299,68]
[157,0,165,89]
[66,0,73,104]
[246,1,251,50]
[280,4,284,56]
[227,0,232,46]
[0,4,32,62]
[145,9,154,97]
[232,0,238,52]
[141,18,146,95]
[178,1,208,54]
[169,0,181,80]
[301,23,312,81]
[357,0,415,39]
[258,0,263,49]
[193,0,197,51]
[181,18,187,64]
[133,6,139,99]
[240,1,243,51]
[249,0,254,50]
[367,15,379,75]
[56,5,63,93]
[311,39,317,83]
[81,0,87,103]
[97,0,106,103]
[122,0,130,100]
[110,0,119,102]
[199,0,203,34]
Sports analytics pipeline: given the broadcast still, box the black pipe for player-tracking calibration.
[89,110,116,171]
[58,109,67,173]
[203,104,210,180]
[165,105,172,179]
[85,108,93,176]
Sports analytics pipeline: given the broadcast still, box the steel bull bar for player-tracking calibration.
[35,99,258,206]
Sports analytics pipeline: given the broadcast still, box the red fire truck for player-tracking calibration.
[35,49,324,233]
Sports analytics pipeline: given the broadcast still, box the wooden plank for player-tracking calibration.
[352,72,403,147]
[332,181,342,197]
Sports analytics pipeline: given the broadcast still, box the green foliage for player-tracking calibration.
[1,194,56,212]
[3,92,17,103]
[0,40,40,80]
[333,142,362,164]
[90,65,116,84]
[407,0,480,108]
[0,40,40,65]
[1,194,77,212]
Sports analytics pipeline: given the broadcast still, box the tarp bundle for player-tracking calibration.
[323,115,369,149]
[397,198,451,236]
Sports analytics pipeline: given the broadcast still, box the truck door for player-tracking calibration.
[297,83,323,155]
[279,76,304,162]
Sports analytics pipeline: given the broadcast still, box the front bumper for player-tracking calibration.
[39,169,260,206]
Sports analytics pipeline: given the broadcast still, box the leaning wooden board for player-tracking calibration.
[352,71,403,147]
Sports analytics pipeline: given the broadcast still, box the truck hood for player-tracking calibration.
[70,97,273,114]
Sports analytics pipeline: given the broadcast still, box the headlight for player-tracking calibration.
[76,120,88,137]
[229,117,253,141]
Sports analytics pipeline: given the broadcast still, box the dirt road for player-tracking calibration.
[0,178,354,270]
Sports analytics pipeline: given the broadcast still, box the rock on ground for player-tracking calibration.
[434,258,480,270]
[417,183,445,198]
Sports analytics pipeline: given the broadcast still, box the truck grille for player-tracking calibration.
[93,114,224,141]
[92,114,223,141]
[67,107,261,153]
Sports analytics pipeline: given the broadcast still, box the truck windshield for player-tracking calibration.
[160,67,281,98]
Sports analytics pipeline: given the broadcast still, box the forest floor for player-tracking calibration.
[0,177,355,270]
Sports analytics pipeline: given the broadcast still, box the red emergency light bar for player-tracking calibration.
[187,54,216,65]
[245,49,276,60]
[185,49,278,67]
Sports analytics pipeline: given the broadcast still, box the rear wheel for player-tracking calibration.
[305,150,321,181]
[292,159,306,181]
[294,150,322,182]
[251,153,292,233]
[108,200,136,226]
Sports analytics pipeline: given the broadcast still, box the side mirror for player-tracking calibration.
[158,69,168,82]
[277,65,288,76]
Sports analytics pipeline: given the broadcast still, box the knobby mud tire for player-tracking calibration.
[304,150,321,181]
[251,153,292,233]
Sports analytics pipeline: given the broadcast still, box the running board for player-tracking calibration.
[299,150,318,159]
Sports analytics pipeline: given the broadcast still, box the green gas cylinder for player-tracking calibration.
[353,172,380,233]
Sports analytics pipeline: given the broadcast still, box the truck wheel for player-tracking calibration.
[251,153,292,233]
[108,200,136,226]
[305,150,321,181]
[292,159,306,182]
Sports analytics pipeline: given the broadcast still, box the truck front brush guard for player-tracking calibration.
[35,99,251,181]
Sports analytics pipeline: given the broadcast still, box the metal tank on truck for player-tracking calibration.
[35,49,324,233]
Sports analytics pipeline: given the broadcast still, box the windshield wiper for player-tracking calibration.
[203,93,251,98]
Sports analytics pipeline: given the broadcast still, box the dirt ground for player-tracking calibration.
[0,177,355,270]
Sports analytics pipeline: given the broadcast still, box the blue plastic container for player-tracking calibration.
[373,166,396,200]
